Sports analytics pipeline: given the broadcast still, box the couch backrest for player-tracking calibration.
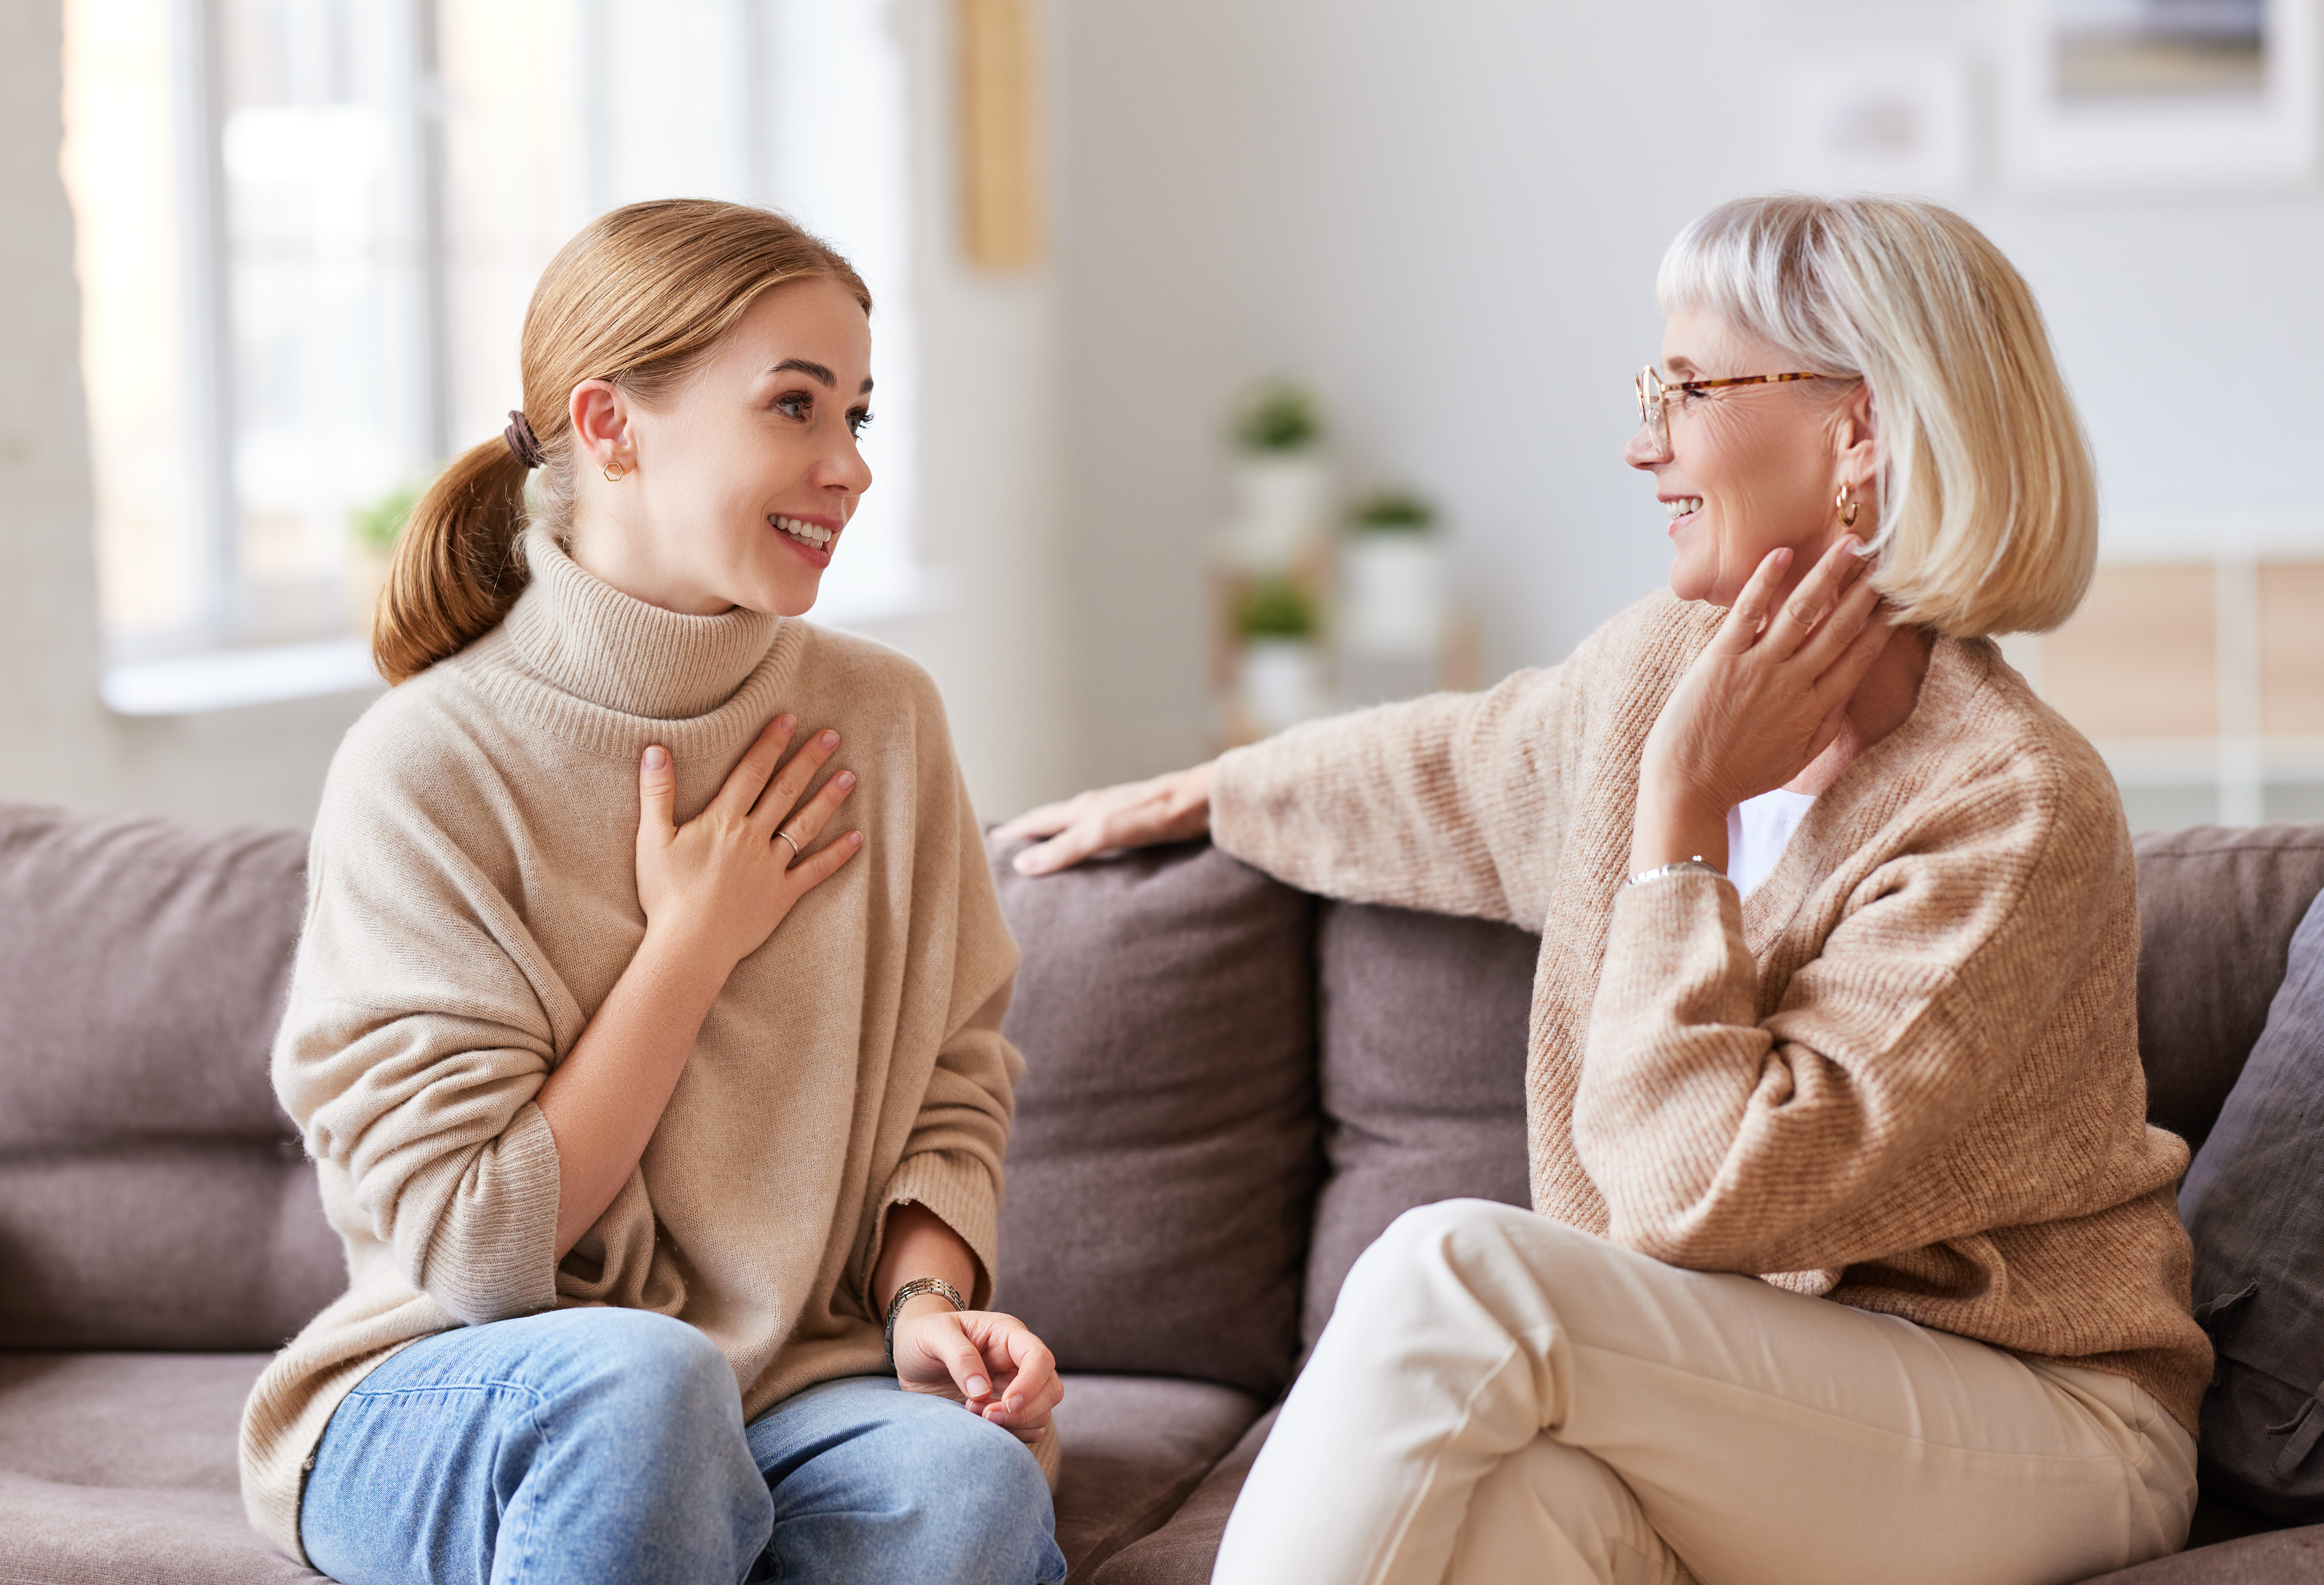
[1301,900,1537,1350]
[0,803,343,1350]
[2132,823,2324,1154]
[988,838,1321,1398]
[8,799,2324,1373]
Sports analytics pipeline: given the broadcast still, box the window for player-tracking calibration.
[63,0,921,713]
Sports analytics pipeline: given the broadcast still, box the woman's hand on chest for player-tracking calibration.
[636,712,863,972]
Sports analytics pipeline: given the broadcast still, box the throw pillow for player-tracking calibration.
[2180,883,2324,1521]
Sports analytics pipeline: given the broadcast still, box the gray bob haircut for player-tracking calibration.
[1657,194,2097,637]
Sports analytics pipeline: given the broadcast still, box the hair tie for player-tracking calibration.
[503,410,545,470]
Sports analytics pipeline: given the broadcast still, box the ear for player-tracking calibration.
[1833,379,1880,494]
[568,379,633,468]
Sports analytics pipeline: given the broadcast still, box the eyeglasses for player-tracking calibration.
[1633,367,1839,461]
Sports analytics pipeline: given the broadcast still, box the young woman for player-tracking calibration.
[239,200,1065,1585]
[1004,195,2207,1583]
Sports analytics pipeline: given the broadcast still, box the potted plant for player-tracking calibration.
[1235,574,1328,736]
[1221,379,1329,573]
[1340,486,1446,660]
[345,477,425,637]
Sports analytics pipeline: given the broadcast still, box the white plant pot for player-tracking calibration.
[1340,532,1445,658]
[1224,453,1329,572]
[1239,637,1328,737]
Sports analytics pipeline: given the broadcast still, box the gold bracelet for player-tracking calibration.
[883,1276,968,1368]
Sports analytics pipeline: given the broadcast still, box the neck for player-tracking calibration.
[1787,622,1935,796]
[566,509,735,618]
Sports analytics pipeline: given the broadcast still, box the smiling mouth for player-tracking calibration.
[1665,497,1703,521]
[772,514,835,550]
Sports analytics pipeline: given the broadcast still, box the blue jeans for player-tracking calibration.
[299,1308,1066,1585]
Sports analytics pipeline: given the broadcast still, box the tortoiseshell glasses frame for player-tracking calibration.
[1633,367,1841,461]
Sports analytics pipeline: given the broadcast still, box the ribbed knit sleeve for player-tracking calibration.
[867,710,1024,1313]
[1575,744,2171,1277]
[1211,664,1571,928]
[276,715,576,1327]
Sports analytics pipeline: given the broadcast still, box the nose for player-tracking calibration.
[817,433,874,498]
[1624,422,1668,471]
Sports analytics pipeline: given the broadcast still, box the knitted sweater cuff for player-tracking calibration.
[873,1150,1003,1310]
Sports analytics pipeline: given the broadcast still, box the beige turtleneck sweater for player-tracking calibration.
[1212,591,2211,1434]
[240,530,1034,1562]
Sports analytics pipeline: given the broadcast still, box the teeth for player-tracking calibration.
[1665,497,1703,520]
[774,515,834,548]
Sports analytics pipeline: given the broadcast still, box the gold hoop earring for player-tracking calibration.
[1836,485,1859,529]
[603,460,629,482]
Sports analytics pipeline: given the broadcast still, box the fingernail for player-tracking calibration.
[777,714,795,732]
[836,771,855,790]
[820,731,838,749]
[643,745,668,769]
[848,831,864,847]
[968,1376,989,1397]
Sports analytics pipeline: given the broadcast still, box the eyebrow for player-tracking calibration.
[771,358,875,396]
[1662,355,1701,376]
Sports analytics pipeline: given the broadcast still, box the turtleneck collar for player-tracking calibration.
[502,529,781,721]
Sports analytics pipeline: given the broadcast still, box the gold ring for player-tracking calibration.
[776,830,802,865]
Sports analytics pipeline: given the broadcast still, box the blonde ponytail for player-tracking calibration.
[373,438,531,685]
[372,199,871,684]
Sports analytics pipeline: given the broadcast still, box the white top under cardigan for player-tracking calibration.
[1727,788,1818,899]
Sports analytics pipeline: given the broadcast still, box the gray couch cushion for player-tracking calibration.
[0,1144,341,1351]
[0,1352,323,1583]
[0,805,305,1148]
[1049,1374,1264,1576]
[1090,1405,1276,1585]
[2179,887,2324,1521]
[0,804,339,1351]
[988,837,1320,1397]
[2078,1525,2324,1582]
[1302,900,1536,1351]
[2134,823,2324,1152]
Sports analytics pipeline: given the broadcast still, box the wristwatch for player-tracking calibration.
[1626,857,1725,888]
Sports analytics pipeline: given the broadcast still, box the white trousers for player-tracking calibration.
[1213,1200,2196,1585]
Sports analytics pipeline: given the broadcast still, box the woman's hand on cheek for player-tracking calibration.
[893,1304,1064,1444]
[1631,538,1892,873]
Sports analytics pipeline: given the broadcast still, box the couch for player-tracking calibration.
[3,799,2323,1583]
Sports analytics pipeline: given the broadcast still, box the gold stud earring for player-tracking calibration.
[604,460,629,482]
[1836,484,1859,528]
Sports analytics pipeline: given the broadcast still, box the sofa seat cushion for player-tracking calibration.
[2076,1525,2324,1581]
[1049,1374,1265,1576]
[989,837,1322,1397]
[1090,1404,1277,1585]
[2,1353,1260,1583]
[0,1351,322,1583]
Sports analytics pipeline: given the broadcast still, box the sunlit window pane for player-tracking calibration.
[61,0,208,643]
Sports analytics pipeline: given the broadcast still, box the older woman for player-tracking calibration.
[998,194,2208,1585]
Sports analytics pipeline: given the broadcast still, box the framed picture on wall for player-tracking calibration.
[1782,56,1975,200]
[2002,0,2319,190]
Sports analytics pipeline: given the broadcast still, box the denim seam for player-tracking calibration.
[337,1379,552,1584]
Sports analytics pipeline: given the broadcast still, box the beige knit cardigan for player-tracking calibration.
[240,531,1040,1562]
[1212,591,2211,1434]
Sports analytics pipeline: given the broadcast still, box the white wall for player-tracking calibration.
[836,0,1080,824]
[1051,0,2324,784]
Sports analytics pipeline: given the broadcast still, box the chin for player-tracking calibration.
[1666,557,1718,607]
